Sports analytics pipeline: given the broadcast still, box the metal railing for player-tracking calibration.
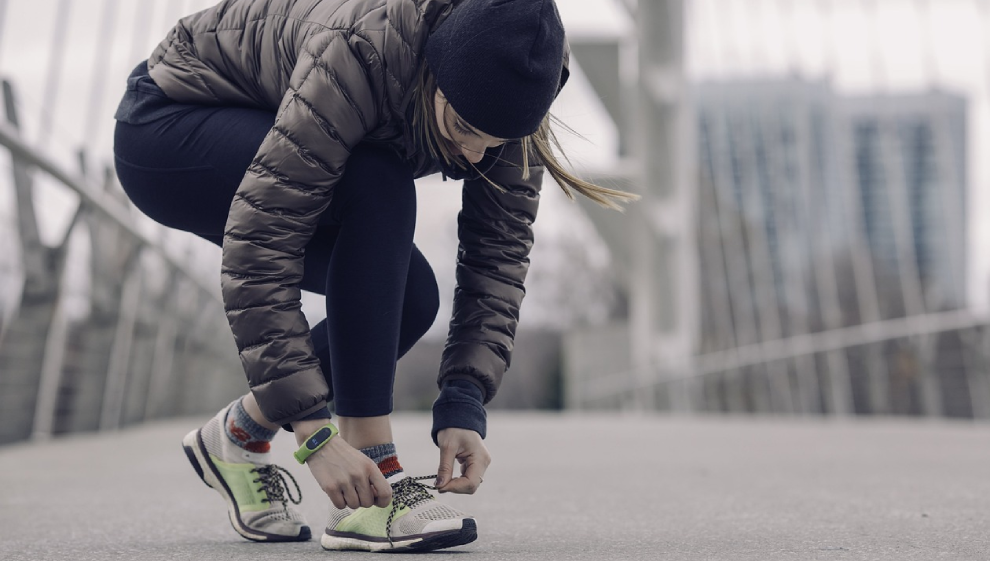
[0,78,242,445]
[572,309,990,420]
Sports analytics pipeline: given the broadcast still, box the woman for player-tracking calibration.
[113,0,633,552]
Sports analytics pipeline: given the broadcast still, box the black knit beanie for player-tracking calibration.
[425,0,566,139]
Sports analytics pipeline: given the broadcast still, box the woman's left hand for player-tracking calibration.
[435,427,491,494]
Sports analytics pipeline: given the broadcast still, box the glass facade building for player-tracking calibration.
[694,80,967,356]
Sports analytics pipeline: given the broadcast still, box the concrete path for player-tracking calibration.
[1,413,988,560]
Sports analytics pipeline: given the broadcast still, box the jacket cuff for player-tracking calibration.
[250,365,330,426]
[280,404,332,432]
[265,399,328,429]
[431,379,487,445]
[439,342,502,404]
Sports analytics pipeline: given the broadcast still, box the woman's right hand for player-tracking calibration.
[291,419,392,509]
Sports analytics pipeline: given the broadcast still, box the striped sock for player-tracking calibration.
[224,397,277,453]
[360,443,403,479]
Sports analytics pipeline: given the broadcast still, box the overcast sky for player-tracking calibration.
[1,0,989,317]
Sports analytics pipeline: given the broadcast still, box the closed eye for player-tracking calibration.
[452,119,476,137]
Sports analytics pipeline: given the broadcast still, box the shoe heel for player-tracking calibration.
[181,431,210,488]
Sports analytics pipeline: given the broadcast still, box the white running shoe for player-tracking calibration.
[321,475,477,552]
[181,401,311,542]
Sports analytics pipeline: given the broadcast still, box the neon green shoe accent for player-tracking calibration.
[211,455,270,513]
[334,504,412,538]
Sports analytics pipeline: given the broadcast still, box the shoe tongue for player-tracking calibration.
[386,471,406,485]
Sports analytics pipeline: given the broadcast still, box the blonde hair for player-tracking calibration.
[410,65,639,211]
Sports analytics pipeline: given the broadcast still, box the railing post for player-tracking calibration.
[31,202,85,441]
[53,161,142,434]
[143,271,182,421]
[99,250,144,431]
[0,80,64,444]
[123,257,180,426]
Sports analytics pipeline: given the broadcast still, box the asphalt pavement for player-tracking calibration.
[1,412,988,560]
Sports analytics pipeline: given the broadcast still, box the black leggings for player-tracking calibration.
[113,105,439,417]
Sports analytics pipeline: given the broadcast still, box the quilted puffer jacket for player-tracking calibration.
[147,0,569,425]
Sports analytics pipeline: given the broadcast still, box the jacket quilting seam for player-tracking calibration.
[154,58,220,102]
[352,27,404,110]
[225,228,306,258]
[248,162,325,196]
[239,334,305,353]
[190,66,221,102]
[298,32,343,94]
[230,191,308,225]
[453,286,518,307]
[385,16,416,55]
[461,216,531,233]
[309,56,370,133]
[297,0,322,25]
[194,16,349,39]
[271,123,343,176]
[284,92,349,151]
[227,299,299,316]
[301,32,344,63]
[250,367,311,387]
[456,269,528,292]
[381,63,405,101]
[224,272,272,281]
[445,342,510,362]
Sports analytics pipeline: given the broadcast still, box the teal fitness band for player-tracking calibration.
[294,423,339,464]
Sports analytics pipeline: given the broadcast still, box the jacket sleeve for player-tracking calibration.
[222,30,381,426]
[438,142,543,403]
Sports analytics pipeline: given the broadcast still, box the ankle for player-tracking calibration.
[240,392,281,431]
[225,398,277,453]
[337,415,393,450]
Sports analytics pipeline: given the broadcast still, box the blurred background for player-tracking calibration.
[1,0,989,446]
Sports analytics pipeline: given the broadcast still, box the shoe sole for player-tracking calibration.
[321,518,477,552]
[181,429,311,542]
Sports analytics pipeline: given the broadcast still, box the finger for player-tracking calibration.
[370,470,392,508]
[341,485,361,510]
[461,455,487,486]
[439,475,479,495]
[354,478,376,508]
[327,487,347,510]
[439,458,485,495]
[436,442,458,488]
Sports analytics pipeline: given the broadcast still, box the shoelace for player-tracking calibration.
[252,464,303,507]
[385,475,438,545]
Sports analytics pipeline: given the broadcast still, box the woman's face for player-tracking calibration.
[434,88,506,164]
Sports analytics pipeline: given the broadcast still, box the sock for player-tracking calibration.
[224,397,278,453]
[360,443,403,479]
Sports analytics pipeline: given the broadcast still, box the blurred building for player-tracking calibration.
[843,92,967,316]
[567,73,974,415]
[694,79,968,357]
[695,79,845,354]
